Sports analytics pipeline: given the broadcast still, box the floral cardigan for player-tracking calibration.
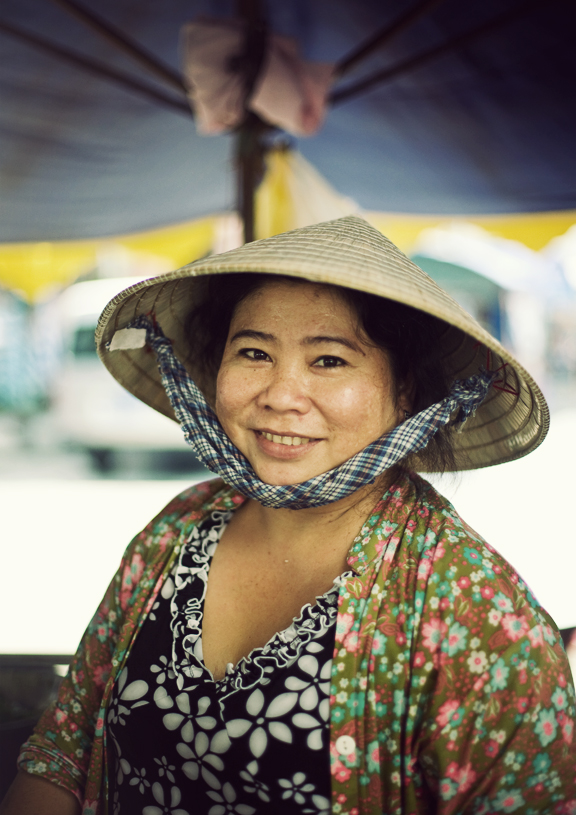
[19,473,576,814]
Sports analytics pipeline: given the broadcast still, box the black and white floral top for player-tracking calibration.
[107,509,353,815]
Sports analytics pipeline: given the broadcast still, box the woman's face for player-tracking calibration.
[216,279,410,486]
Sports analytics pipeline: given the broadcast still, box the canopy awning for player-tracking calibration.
[1,0,574,244]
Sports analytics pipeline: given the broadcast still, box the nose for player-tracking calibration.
[256,362,311,414]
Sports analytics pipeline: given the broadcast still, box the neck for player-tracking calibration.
[231,470,397,561]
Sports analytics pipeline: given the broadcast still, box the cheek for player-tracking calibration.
[215,370,236,425]
[327,378,396,430]
[215,367,256,427]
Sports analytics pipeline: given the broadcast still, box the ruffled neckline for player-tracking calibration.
[168,509,354,699]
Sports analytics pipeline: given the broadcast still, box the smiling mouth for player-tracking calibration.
[258,431,315,446]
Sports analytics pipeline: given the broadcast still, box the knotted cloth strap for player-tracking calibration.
[111,317,495,509]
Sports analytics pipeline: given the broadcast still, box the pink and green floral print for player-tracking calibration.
[330,473,575,814]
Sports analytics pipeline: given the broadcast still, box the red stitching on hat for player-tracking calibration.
[472,344,520,396]
[492,383,520,396]
[145,310,159,330]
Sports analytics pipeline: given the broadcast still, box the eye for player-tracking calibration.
[314,355,346,368]
[240,348,270,361]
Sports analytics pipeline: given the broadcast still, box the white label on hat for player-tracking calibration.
[335,735,356,756]
[109,327,147,351]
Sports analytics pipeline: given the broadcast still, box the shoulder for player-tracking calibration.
[371,471,558,644]
[99,478,246,619]
[408,474,541,602]
[387,471,516,572]
[391,473,565,664]
[396,470,487,548]
[126,478,246,563]
[362,470,489,568]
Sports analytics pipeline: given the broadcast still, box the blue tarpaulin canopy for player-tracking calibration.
[0,0,574,243]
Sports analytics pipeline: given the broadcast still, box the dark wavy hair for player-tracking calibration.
[184,273,456,473]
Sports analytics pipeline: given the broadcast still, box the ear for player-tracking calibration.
[396,376,414,420]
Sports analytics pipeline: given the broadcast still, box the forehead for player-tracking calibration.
[231,278,357,327]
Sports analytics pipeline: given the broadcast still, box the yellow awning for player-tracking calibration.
[1,149,574,301]
[0,217,216,301]
[366,211,576,255]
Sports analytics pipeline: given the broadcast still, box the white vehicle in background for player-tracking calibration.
[51,277,191,470]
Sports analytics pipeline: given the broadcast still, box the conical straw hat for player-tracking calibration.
[96,215,549,471]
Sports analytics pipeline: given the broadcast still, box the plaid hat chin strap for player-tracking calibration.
[110,317,495,510]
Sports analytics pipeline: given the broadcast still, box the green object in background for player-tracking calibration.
[0,290,46,413]
[412,254,504,341]
[72,325,98,358]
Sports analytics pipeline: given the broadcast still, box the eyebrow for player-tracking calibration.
[230,329,274,343]
[230,329,364,354]
[302,335,364,354]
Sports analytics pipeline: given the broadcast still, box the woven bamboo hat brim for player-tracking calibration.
[96,215,549,471]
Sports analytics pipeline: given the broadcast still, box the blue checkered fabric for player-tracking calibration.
[122,317,495,509]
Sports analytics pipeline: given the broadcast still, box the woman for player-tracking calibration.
[2,216,575,814]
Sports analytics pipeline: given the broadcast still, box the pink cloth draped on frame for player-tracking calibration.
[180,18,334,137]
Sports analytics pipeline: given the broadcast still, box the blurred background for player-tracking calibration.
[1,0,575,795]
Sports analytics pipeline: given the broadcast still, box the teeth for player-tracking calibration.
[261,432,311,446]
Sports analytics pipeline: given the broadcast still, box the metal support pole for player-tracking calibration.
[236,112,267,244]
[235,0,267,245]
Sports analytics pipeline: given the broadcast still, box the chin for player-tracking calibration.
[252,463,327,487]
[255,472,308,487]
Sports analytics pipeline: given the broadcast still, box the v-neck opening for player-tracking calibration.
[169,509,354,694]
